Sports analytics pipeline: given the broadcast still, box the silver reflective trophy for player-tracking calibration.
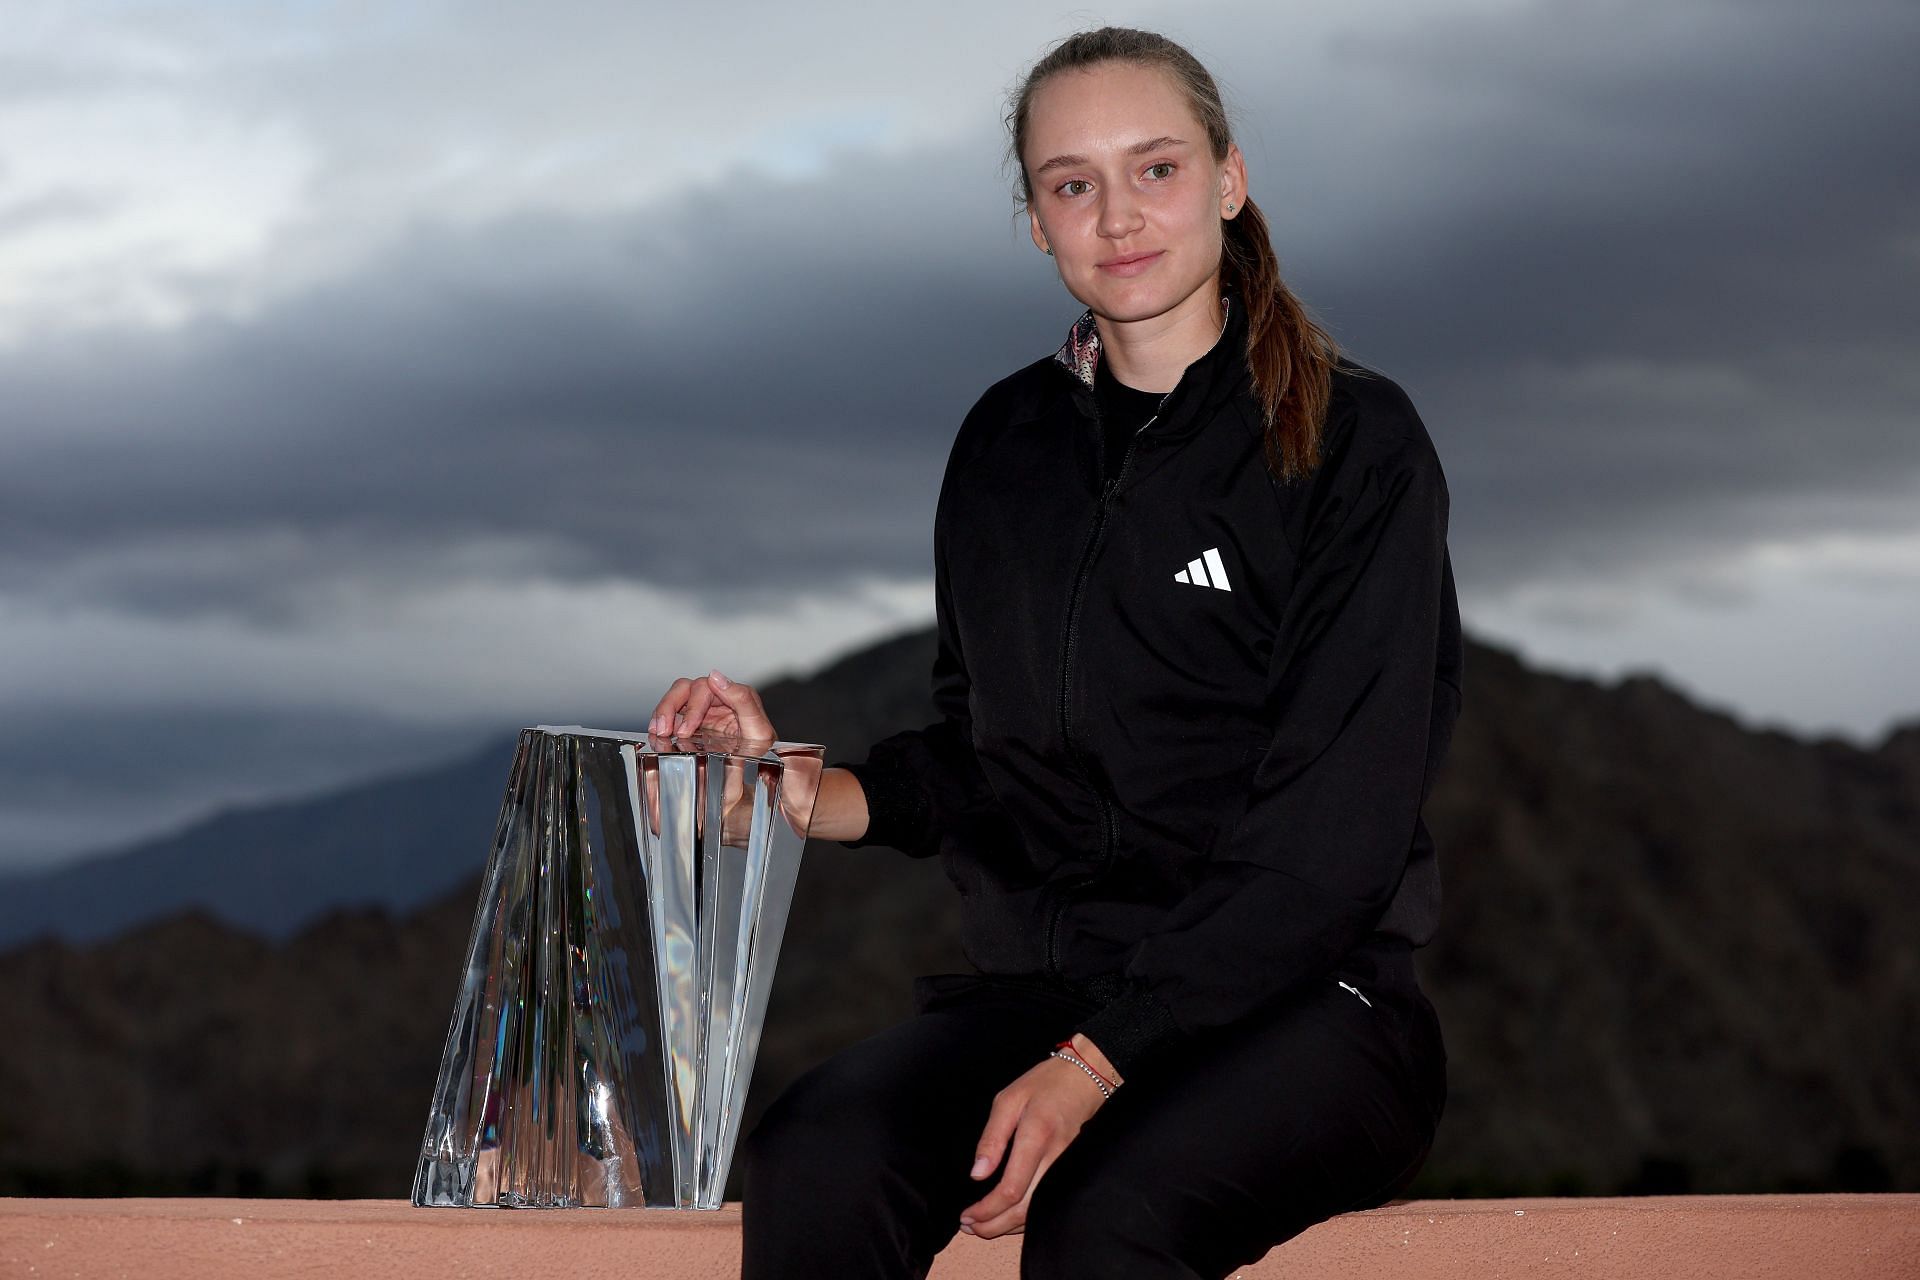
[412,724,824,1209]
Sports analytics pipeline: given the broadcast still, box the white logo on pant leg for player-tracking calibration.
[1336,979,1373,1008]
[1173,545,1233,592]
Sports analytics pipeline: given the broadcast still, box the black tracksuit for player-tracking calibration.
[837,282,1462,1079]
[742,283,1462,1279]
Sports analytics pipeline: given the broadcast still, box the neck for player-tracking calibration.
[1092,276,1227,393]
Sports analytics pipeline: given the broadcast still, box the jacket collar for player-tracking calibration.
[1053,308,1105,389]
[1050,284,1249,441]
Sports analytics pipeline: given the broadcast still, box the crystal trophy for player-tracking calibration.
[412,723,824,1209]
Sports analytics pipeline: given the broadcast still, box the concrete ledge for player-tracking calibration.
[2,1195,1915,1278]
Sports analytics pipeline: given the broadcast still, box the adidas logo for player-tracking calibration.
[1174,546,1232,592]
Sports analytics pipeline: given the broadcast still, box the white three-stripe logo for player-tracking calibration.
[1174,546,1232,592]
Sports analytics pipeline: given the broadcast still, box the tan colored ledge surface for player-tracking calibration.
[2,1195,1915,1278]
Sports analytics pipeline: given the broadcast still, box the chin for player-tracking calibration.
[1080,273,1203,324]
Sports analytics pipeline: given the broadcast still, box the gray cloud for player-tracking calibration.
[3,0,1918,867]
[0,188,121,240]
[0,148,1059,617]
[1267,0,1920,590]
[4,1,1913,620]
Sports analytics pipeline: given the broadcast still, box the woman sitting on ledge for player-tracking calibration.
[650,24,1462,1280]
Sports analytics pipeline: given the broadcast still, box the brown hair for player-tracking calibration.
[1005,27,1342,483]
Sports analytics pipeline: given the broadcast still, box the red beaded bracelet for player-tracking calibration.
[1050,1038,1117,1096]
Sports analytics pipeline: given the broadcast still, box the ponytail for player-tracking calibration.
[1221,198,1342,484]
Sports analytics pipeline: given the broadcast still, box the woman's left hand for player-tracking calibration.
[958,1052,1115,1239]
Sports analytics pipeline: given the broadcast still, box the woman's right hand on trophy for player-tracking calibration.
[645,669,778,847]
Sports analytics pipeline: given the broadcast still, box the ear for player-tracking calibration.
[1028,207,1050,254]
[1221,142,1248,219]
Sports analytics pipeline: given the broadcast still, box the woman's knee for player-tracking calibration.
[741,1054,965,1277]
[1020,1162,1187,1278]
[742,1059,887,1189]
[743,1038,973,1206]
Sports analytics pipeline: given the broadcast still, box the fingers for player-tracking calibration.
[962,1129,1057,1239]
[647,673,719,736]
[959,1063,1106,1240]
[962,1099,1051,1227]
[649,670,774,741]
[649,677,694,734]
[988,1122,1049,1215]
[678,679,716,734]
[967,1150,1056,1238]
[969,1090,1020,1184]
[703,669,777,739]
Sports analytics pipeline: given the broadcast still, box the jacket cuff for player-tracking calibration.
[828,758,930,853]
[1072,984,1186,1082]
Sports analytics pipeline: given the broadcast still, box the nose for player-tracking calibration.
[1096,183,1144,240]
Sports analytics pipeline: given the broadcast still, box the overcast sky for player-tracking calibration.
[2,0,1916,871]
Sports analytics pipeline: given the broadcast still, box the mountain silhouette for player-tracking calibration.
[0,625,1914,1199]
[0,740,516,948]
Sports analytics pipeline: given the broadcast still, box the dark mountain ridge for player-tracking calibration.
[1,625,1915,1199]
[0,740,514,948]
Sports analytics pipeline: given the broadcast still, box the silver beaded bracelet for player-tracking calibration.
[1048,1047,1114,1099]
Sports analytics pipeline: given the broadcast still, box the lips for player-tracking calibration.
[1099,250,1163,277]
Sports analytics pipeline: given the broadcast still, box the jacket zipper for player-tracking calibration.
[1044,401,1163,981]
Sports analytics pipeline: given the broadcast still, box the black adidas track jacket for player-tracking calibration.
[836,284,1463,1079]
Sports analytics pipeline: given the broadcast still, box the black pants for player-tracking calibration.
[740,937,1445,1279]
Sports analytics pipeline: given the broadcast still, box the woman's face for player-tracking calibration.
[1022,61,1244,326]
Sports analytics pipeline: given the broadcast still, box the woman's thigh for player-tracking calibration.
[740,977,1095,1280]
[1021,973,1446,1280]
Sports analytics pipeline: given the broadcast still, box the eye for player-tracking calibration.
[1058,178,1092,197]
[1145,162,1175,180]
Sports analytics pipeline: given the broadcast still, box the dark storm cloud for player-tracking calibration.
[2,0,1916,620]
[0,144,1063,617]
[5,0,1920,871]
[1266,0,1920,589]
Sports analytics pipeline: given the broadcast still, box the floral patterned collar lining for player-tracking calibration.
[1050,293,1233,390]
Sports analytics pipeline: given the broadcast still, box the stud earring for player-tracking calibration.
[1225,202,1236,214]
[1043,245,1053,256]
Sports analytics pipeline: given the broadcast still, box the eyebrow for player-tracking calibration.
[1032,135,1190,179]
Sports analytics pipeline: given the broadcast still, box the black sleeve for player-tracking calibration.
[1072,419,1460,1079]
[829,423,999,858]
